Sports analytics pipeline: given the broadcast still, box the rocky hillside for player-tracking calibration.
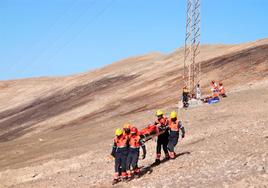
[0,39,267,187]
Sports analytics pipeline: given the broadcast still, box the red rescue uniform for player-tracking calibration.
[155,116,169,161]
[219,86,225,95]
[126,134,146,178]
[111,135,129,180]
[167,119,185,159]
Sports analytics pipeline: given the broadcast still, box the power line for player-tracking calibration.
[42,0,117,74]
[3,0,80,76]
[6,0,99,79]
[17,0,116,78]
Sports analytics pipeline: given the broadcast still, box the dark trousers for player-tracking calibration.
[183,95,189,107]
[156,138,169,156]
[167,131,179,152]
[183,95,188,103]
[115,149,128,173]
[126,148,139,171]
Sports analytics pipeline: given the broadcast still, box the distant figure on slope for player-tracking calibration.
[126,127,146,179]
[210,80,218,91]
[212,87,220,100]
[154,110,170,165]
[167,111,185,159]
[196,84,202,100]
[210,80,220,100]
[182,86,190,108]
[203,80,220,103]
[111,128,129,184]
[219,82,227,98]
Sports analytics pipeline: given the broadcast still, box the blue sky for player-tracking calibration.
[0,0,267,80]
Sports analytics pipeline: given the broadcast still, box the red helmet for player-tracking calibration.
[130,127,138,134]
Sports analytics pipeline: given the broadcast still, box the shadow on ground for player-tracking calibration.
[136,151,191,180]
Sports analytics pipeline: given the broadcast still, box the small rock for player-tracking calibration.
[32,173,38,178]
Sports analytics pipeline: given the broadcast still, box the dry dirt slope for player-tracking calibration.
[0,39,267,187]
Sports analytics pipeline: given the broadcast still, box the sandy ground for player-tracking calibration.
[0,39,268,187]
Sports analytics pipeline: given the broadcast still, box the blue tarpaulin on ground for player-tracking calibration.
[208,97,220,104]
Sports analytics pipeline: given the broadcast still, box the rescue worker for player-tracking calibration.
[219,82,227,97]
[167,111,185,159]
[126,127,146,179]
[154,110,170,165]
[212,87,220,100]
[123,123,132,139]
[182,86,190,108]
[211,80,218,90]
[196,84,202,100]
[111,128,129,184]
[210,80,219,100]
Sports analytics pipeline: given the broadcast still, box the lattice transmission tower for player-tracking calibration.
[183,0,201,94]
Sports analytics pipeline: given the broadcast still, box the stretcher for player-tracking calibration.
[139,124,167,142]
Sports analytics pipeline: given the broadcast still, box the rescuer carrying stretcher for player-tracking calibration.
[111,126,146,184]
[154,110,170,165]
[126,127,146,179]
[123,123,132,139]
[111,128,129,184]
[167,111,185,159]
[110,110,186,184]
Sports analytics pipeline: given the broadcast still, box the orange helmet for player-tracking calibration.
[130,127,138,134]
[123,123,131,129]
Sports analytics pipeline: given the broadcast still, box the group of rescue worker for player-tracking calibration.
[111,110,185,184]
[210,80,226,98]
[111,124,146,184]
[182,80,227,107]
[154,110,185,164]
[110,80,226,184]
[204,80,227,103]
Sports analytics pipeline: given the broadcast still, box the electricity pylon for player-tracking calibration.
[183,0,201,94]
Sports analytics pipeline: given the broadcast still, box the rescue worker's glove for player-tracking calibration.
[182,134,185,139]
[141,145,146,159]
[111,150,116,158]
